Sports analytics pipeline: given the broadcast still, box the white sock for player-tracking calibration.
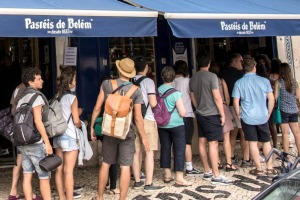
[186,162,193,171]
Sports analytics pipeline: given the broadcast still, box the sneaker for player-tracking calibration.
[133,181,144,189]
[73,192,81,199]
[186,168,203,176]
[203,171,213,180]
[74,185,83,193]
[211,175,233,185]
[144,183,164,192]
[131,172,146,181]
[240,160,252,168]
[259,155,265,163]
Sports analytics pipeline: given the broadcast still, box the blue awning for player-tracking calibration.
[0,0,157,37]
[125,0,300,38]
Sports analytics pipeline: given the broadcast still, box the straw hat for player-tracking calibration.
[116,58,136,78]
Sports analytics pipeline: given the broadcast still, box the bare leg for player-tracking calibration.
[262,142,273,169]
[269,123,278,148]
[185,144,192,163]
[96,162,110,200]
[249,141,261,170]
[230,128,238,157]
[63,150,78,200]
[119,166,131,200]
[132,148,141,182]
[9,154,22,196]
[240,129,250,161]
[144,150,154,185]
[280,123,290,153]
[289,122,300,156]
[198,138,211,172]
[39,178,51,200]
[55,148,66,200]
[223,132,236,169]
[208,141,220,178]
[164,168,172,179]
[23,173,33,200]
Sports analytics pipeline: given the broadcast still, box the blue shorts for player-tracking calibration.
[18,143,51,179]
[53,133,79,152]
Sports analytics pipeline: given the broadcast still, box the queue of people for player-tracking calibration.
[4,51,300,200]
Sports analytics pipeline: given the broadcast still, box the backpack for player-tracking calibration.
[0,107,14,143]
[102,79,138,140]
[132,76,149,118]
[152,88,177,126]
[13,93,42,146]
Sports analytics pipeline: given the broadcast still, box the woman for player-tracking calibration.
[54,67,82,200]
[274,63,300,156]
[172,60,201,175]
[157,66,190,186]
[209,63,236,171]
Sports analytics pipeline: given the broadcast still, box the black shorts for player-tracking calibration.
[183,117,194,145]
[241,120,271,142]
[196,114,222,142]
[280,111,298,123]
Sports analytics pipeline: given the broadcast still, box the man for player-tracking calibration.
[220,53,250,167]
[90,57,150,200]
[232,59,277,177]
[131,57,164,191]
[16,67,52,200]
[190,54,232,185]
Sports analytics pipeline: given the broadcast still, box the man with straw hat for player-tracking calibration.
[90,58,150,200]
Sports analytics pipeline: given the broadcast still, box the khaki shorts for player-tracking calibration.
[135,119,159,151]
[229,106,242,129]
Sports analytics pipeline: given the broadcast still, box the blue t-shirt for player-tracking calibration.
[232,73,272,125]
[158,84,184,128]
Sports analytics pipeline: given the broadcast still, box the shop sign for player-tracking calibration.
[172,41,188,65]
[220,20,267,36]
[64,47,77,66]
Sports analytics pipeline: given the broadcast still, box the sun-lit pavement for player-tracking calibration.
[0,143,297,200]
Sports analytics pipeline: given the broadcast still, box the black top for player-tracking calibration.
[220,66,244,106]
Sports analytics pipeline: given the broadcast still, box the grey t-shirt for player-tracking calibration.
[189,71,220,116]
[101,79,143,137]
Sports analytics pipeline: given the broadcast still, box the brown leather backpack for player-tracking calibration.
[102,79,138,139]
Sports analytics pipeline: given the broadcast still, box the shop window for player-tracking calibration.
[109,37,156,82]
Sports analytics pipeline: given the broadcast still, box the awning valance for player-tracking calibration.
[126,0,300,38]
[0,0,158,37]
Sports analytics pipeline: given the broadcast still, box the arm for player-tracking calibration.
[71,97,81,128]
[175,97,186,117]
[233,98,240,119]
[33,105,52,155]
[148,94,157,108]
[134,104,150,151]
[90,86,105,141]
[221,79,230,106]
[267,92,275,119]
[296,82,300,99]
[274,80,279,100]
[212,89,225,125]
[190,92,198,108]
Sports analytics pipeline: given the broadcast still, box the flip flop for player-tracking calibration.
[163,177,175,183]
[174,181,192,187]
[107,188,120,195]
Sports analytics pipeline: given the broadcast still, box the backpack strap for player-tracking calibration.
[161,88,178,114]
[133,76,148,86]
[125,85,139,98]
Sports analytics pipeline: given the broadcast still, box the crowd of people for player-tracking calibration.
[4,52,300,200]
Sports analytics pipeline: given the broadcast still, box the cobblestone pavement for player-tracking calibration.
[0,145,297,200]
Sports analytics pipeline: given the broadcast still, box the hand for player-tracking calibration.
[45,143,53,156]
[220,116,225,126]
[141,136,150,152]
[90,127,97,141]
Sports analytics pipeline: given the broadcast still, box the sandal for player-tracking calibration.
[249,168,265,176]
[174,181,192,187]
[107,188,120,195]
[218,163,224,170]
[163,177,175,183]
[266,168,279,177]
[225,163,238,172]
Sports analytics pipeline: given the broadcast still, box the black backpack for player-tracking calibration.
[13,93,41,146]
[132,76,149,118]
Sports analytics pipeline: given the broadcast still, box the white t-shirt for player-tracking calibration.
[60,94,77,139]
[172,77,194,118]
[134,75,156,121]
[17,93,45,144]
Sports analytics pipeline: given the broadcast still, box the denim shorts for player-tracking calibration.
[18,143,51,179]
[53,133,79,152]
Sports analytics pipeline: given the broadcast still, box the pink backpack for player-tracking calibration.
[152,88,177,126]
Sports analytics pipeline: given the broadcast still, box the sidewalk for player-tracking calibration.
[1,143,297,200]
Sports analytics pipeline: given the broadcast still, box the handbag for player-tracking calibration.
[94,117,103,136]
[272,81,281,124]
[39,154,62,172]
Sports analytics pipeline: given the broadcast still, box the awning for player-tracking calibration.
[125,0,300,38]
[0,0,157,37]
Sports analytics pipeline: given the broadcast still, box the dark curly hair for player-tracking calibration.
[22,67,42,87]
[56,66,76,98]
[174,60,188,77]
